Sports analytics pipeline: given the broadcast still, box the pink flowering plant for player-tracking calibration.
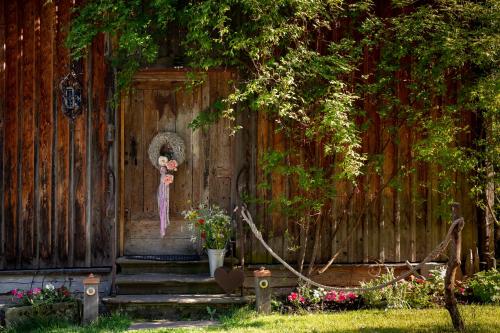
[11,283,74,307]
[282,285,360,312]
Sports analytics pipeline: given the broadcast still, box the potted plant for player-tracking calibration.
[183,204,232,277]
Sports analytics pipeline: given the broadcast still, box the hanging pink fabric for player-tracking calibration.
[158,166,170,238]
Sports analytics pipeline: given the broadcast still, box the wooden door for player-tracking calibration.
[122,77,197,255]
[121,70,237,256]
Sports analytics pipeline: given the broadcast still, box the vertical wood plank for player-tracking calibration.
[38,0,55,268]
[191,84,203,253]
[173,86,194,216]
[409,130,417,262]
[124,89,144,217]
[4,0,20,268]
[0,0,6,269]
[90,34,109,266]
[254,107,270,263]
[119,91,128,256]
[382,119,395,262]
[20,0,36,267]
[142,89,159,215]
[72,56,87,266]
[55,0,71,265]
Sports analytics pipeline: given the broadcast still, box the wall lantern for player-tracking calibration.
[59,66,83,121]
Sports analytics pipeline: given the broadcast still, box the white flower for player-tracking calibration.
[45,283,55,291]
[158,156,169,167]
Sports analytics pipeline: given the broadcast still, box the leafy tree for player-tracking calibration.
[68,0,499,268]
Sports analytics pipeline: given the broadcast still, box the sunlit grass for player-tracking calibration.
[1,305,499,332]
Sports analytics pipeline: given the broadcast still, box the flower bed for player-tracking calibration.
[4,284,80,327]
[274,268,500,314]
[275,286,362,313]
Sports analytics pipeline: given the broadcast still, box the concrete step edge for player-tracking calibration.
[103,294,251,305]
[115,273,216,285]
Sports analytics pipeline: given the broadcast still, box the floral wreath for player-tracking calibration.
[148,131,185,170]
[148,131,185,237]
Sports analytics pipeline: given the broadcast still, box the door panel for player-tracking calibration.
[121,70,236,256]
[124,85,199,255]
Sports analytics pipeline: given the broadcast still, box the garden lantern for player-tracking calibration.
[83,273,100,324]
[254,267,272,314]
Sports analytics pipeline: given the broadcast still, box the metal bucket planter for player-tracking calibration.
[4,301,81,327]
[207,249,225,277]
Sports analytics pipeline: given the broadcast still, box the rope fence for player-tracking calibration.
[240,204,466,331]
[240,206,462,293]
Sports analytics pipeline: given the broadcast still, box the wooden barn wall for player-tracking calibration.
[242,3,480,265]
[0,0,115,270]
[248,112,479,265]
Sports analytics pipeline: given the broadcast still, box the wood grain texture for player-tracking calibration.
[38,0,55,268]
[55,0,71,266]
[0,0,112,269]
[90,34,110,266]
[0,1,486,269]
[20,0,36,266]
[4,0,20,268]
[122,71,241,256]
[0,0,6,267]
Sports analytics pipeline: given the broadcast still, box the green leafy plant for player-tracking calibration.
[361,267,471,309]
[206,306,217,320]
[67,0,500,266]
[183,204,232,250]
[468,269,500,304]
[361,269,411,309]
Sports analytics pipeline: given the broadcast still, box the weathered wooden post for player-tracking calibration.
[83,273,100,325]
[254,267,272,314]
[445,203,465,332]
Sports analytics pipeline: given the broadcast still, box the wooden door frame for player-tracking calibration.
[117,69,194,256]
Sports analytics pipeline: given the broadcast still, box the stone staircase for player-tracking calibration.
[103,257,250,320]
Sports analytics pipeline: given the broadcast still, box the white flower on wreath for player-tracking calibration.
[158,156,169,167]
[44,283,55,291]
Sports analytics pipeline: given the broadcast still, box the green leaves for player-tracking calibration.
[67,0,499,217]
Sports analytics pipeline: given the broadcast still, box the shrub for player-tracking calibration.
[467,269,500,303]
[361,269,413,309]
[360,268,453,309]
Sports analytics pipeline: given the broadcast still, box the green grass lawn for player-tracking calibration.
[3,305,500,333]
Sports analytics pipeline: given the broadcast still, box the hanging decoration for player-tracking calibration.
[59,62,84,121]
[148,132,185,237]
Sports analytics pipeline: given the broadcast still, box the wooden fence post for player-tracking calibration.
[445,203,465,332]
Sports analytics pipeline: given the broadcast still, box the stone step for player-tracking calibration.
[103,294,251,320]
[116,256,236,275]
[115,273,225,295]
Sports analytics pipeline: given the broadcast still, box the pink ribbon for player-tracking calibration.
[158,166,170,237]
